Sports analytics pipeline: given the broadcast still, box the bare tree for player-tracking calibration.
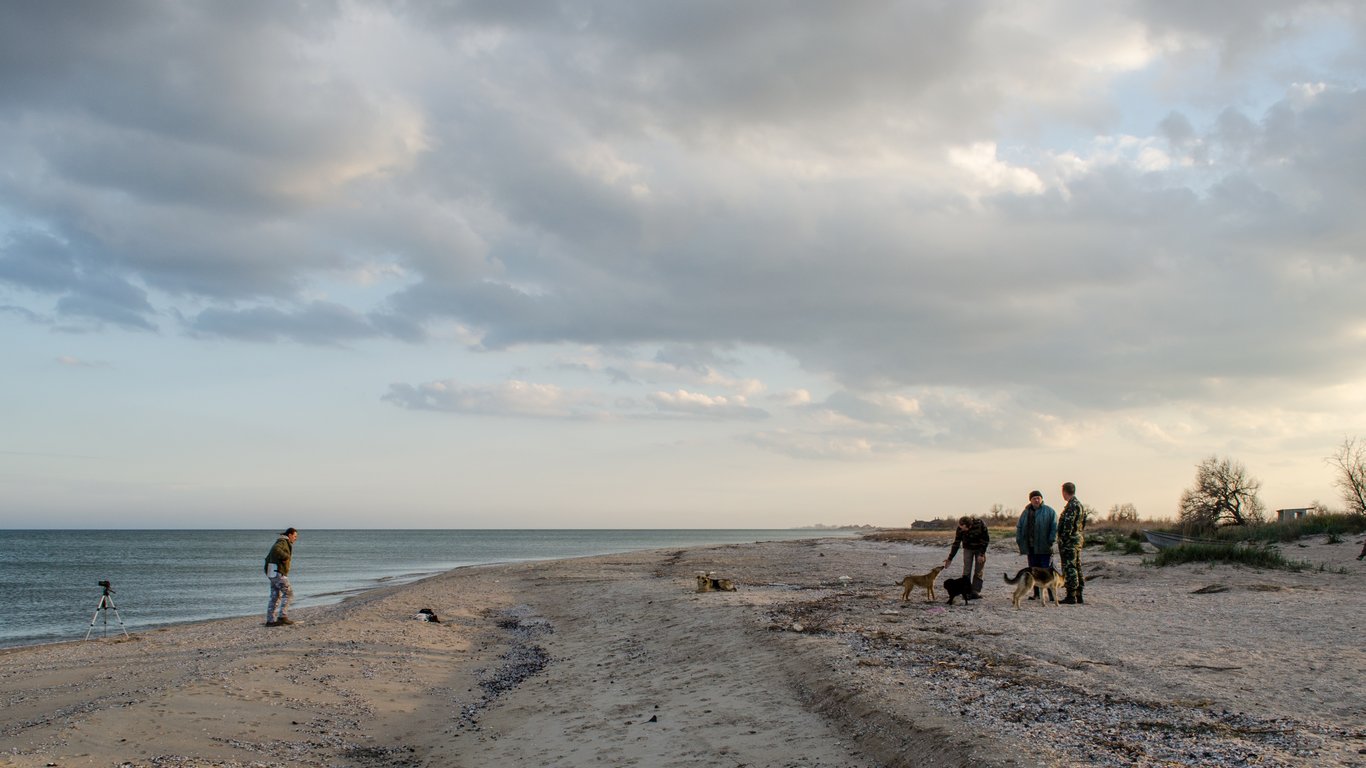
[1178,456,1266,529]
[1309,499,1336,515]
[986,503,1012,524]
[1107,503,1139,522]
[1327,437,1366,517]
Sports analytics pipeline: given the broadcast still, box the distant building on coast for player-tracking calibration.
[1276,506,1315,523]
[798,524,876,530]
[910,519,955,530]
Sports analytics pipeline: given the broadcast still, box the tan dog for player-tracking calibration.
[898,565,945,602]
[1003,567,1066,608]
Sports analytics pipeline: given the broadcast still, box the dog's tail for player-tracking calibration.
[1003,568,1029,585]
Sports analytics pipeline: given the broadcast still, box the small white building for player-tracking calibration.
[1276,507,1314,523]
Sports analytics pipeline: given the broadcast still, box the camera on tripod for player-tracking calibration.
[86,580,128,640]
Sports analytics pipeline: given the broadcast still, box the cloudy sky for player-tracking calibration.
[4,1,1365,528]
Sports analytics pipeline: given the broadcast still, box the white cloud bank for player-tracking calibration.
[3,2,1366,524]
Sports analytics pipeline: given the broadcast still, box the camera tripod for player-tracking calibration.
[85,584,129,640]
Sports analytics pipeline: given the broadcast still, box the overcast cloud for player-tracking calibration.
[3,1,1365,526]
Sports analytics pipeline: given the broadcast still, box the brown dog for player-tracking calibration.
[898,565,945,602]
[696,573,737,592]
[1003,567,1065,608]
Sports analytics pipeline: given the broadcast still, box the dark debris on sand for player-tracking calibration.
[451,605,554,731]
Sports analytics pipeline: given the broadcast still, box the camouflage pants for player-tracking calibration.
[1059,545,1084,594]
[267,574,293,622]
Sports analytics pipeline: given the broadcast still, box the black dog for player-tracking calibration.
[943,576,975,605]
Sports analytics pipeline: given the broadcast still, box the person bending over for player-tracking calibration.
[944,515,990,598]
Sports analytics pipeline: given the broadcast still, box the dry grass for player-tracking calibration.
[861,526,1014,546]
[861,529,951,543]
[870,517,1172,545]
[1150,541,1308,570]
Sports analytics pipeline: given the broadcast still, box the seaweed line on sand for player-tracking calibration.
[453,605,554,731]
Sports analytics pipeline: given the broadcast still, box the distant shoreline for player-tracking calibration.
[1,530,857,650]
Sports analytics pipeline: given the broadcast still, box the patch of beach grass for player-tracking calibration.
[1093,534,1145,555]
[1150,542,1309,571]
[1203,512,1366,544]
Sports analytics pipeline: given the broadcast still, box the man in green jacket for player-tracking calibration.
[264,528,298,627]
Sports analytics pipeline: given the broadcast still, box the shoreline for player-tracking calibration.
[1,535,1361,767]
[0,570,449,655]
[1,529,853,651]
[0,557,589,654]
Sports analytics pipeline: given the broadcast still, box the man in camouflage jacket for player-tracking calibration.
[1058,483,1086,604]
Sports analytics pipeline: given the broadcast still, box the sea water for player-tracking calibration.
[0,529,842,648]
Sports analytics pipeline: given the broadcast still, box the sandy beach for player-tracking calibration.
[1,534,1363,768]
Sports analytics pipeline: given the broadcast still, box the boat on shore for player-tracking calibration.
[1142,530,1229,550]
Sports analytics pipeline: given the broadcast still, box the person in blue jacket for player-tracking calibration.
[1015,490,1057,601]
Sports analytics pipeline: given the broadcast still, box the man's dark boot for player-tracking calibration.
[1076,588,1085,605]
[1060,591,1077,604]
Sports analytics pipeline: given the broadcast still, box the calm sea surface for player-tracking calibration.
[0,529,842,648]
